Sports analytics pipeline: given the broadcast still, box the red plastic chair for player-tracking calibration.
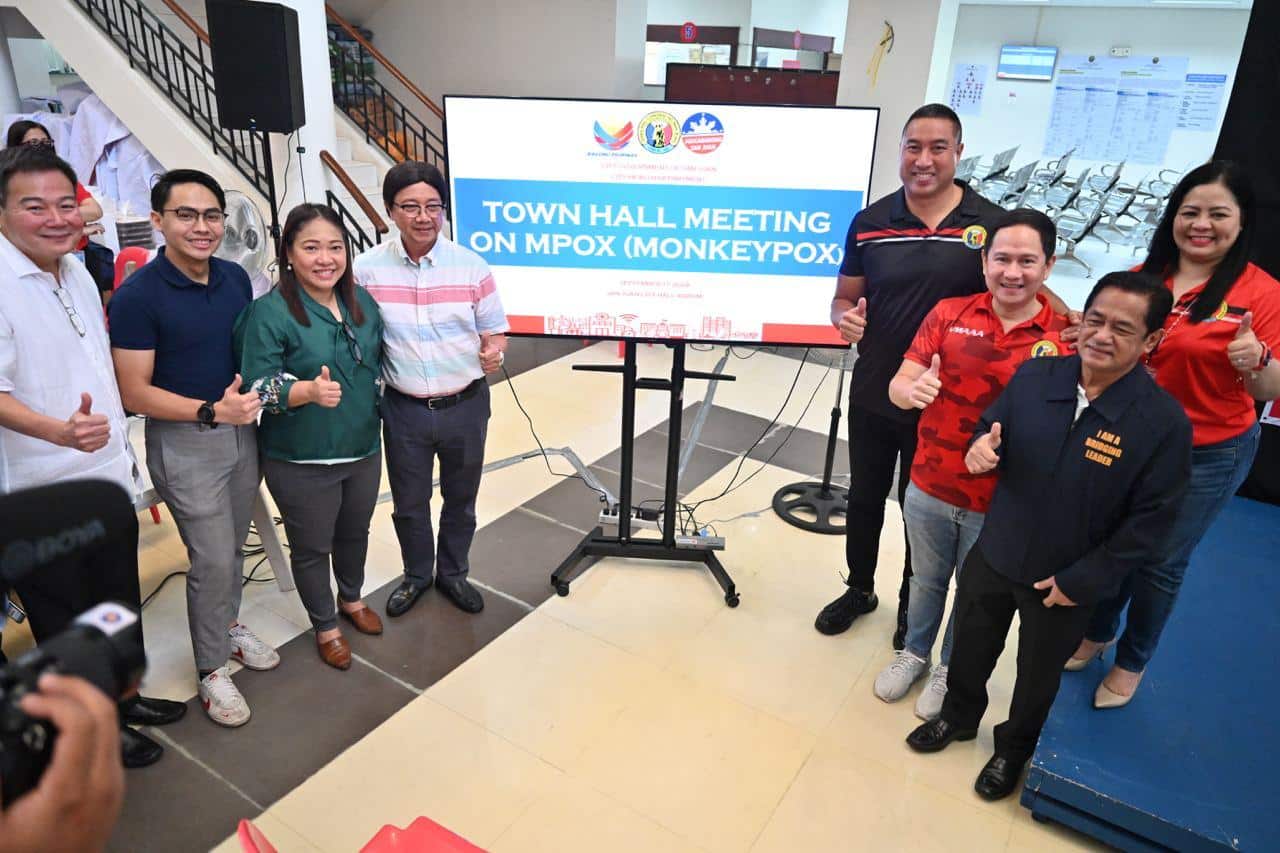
[235,816,486,853]
[112,246,162,526]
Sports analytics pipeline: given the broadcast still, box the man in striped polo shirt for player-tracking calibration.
[353,161,508,617]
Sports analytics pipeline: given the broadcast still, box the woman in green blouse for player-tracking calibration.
[234,204,386,670]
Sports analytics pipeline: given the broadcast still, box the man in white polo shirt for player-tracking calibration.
[0,144,186,768]
[354,161,508,617]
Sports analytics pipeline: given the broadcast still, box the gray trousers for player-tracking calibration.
[382,383,490,587]
[262,452,381,632]
[145,420,258,673]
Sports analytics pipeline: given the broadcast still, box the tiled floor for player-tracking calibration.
[4,316,1115,851]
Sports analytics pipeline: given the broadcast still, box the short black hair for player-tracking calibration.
[0,144,78,207]
[150,168,226,212]
[1084,271,1173,335]
[902,103,962,144]
[5,120,51,149]
[986,208,1056,260]
[382,161,447,211]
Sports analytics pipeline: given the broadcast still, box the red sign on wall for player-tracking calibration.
[680,21,698,43]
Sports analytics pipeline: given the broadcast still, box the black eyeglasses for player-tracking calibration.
[162,207,226,225]
[391,202,444,218]
[341,321,363,365]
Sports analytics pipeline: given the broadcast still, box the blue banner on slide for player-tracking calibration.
[452,178,862,277]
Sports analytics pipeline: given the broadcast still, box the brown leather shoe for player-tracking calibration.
[317,635,351,670]
[337,598,384,635]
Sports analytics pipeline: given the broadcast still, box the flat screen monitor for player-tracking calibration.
[996,45,1058,81]
[443,96,878,347]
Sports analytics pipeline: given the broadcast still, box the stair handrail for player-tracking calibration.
[320,149,388,253]
[157,0,209,45]
[324,5,443,121]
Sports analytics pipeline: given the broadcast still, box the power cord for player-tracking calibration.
[140,519,284,610]
[500,363,609,500]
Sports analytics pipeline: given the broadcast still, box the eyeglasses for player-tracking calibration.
[53,286,86,337]
[162,207,226,225]
[341,321,363,365]
[391,202,444,218]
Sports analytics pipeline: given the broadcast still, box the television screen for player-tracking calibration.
[996,45,1058,81]
[443,96,878,347]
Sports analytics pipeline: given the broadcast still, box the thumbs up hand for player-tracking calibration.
[478,331,504,374]
[311,365,342,408]
[907,354,943,409]
[215,374,262,425]
[966,422,1003,474]
[1227,310,1263,373]
[61,392,110,453]
[838,297,868,344]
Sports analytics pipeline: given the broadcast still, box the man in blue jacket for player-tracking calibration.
[905,271,1192,800]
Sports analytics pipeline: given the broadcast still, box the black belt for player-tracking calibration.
[397,379,483,411]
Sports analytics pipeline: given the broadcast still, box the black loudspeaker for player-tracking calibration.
[205,0,306,133]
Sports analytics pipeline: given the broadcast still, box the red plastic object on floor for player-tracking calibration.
[359,817,487,852]
[236,819,278,853]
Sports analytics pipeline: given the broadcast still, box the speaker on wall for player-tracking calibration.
[205,0,306,133]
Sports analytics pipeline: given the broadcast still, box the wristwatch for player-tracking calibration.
[1254,342,1273,372]
[197,401,219,428]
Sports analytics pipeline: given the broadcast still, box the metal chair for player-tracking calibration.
[956,155,981,185]
[982,160,1040,207]
[1052,189,1118,276]
[978,146,1019,190]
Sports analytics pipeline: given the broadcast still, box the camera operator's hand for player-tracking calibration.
[0,674,124,853]
[60,394,110,454]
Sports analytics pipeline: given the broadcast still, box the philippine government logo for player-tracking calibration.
[593,120,633,151]
[962,225,987,250]
[681,112,724,154]
[1031,339,1060,358]
[638,111,681,154]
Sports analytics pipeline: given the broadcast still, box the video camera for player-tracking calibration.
[0,480,148,805]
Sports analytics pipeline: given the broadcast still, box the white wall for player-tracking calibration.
[750,0,847,53]
[945,5,1249,181]
[365,0,639,103]
[7,38,53,99]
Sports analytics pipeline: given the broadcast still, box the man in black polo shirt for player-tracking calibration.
[905,272,1191,801]
[817,104,1024,645]
[109,169,279,729]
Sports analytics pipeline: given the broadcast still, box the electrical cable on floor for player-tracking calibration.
[140,518,285,610]
[501,362,609,500]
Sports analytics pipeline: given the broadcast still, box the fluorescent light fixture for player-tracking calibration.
[1151,0,1240,6]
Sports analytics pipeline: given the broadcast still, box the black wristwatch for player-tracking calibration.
[197,401,219,428]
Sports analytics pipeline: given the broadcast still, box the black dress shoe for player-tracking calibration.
[121,726,164,769]
[906,717,978,753]
[974,754,1026,801]
[385,580,429,617]
[892,596,910,651]
[120,695,187,727]
[437,576,484,613]
[815,587,878,636]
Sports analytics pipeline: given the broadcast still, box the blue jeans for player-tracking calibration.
[902,483,985,665]
[1087,421,1260,673]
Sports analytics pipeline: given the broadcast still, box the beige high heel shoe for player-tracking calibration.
[1064,639,1115,672]
[1094,669,1144,709]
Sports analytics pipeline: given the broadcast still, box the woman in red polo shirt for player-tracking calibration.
[1070,161,1280,707]
[874,209,1070,720]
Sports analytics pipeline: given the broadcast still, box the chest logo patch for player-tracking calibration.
[1031,340,1059,358]
[962,225,987,250]
[1211,301,1230,322]
[1083,430,1123,467]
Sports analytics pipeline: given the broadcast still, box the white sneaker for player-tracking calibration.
[198,666,250,727]
[228,623,281,671]
[873,650,929,702]
[915,664,949,721]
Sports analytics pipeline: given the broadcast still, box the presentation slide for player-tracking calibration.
[444,96,878,347]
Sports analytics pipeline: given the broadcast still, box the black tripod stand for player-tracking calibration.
[550,341,740,607]
[771,361,848,535]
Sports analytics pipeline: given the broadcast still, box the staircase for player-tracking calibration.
[11,0,438,254]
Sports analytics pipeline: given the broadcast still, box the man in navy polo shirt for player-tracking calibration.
[109,169,279,729]
[816,104,1069,648]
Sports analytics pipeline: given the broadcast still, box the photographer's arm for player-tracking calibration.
[0,674,123,853]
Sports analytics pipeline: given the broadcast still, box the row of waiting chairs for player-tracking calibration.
[962,146,1185,276]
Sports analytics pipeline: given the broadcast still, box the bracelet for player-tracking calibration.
[1253,342,1272,373]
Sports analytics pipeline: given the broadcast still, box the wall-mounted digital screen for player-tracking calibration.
[997,45,1059,81]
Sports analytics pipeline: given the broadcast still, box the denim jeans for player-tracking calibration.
[1087,421,1260,673]
[902,482,985,665]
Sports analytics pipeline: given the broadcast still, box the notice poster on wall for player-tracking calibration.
[949,64,987,116]
[1044,55,1188,164]
[1177,73,1229,131]
[444,97,878,346]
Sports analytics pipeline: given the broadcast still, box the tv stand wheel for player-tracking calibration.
[725,593,740,608]
[554,581,570,597]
